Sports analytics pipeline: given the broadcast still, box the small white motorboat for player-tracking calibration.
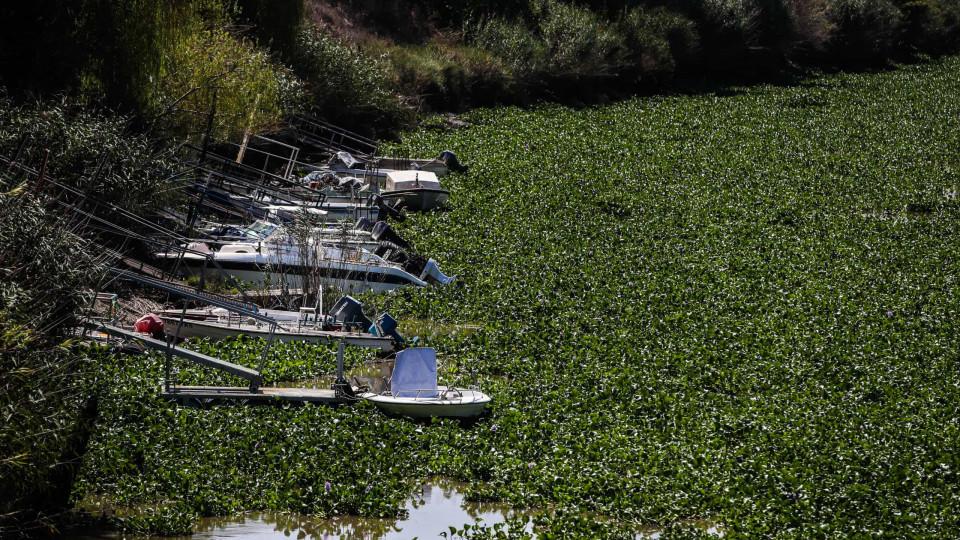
[379,170,450,212]
[362,347,491,418]
[326,150,467,179]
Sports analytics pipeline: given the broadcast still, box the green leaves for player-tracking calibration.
[76,57,960,537]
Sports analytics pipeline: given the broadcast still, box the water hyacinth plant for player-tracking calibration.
[75,56,960,538]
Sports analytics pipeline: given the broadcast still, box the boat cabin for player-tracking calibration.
[384,170,443,192]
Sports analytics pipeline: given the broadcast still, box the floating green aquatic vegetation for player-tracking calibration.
[77,57,960,538]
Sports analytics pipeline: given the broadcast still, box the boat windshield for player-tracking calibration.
[243,222,276,239]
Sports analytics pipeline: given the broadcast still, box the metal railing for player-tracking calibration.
[386,387,486,403]
[291,113,378,159]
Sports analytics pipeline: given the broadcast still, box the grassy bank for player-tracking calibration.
[71,56,960,538]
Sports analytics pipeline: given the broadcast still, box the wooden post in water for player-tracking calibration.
[164,334,173,393]
[253,322,276,392]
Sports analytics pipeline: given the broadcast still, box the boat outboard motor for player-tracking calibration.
[371,221,411,249]
[375,242,410,266]
[420,259,456,286]
[437,150,468,173]
[401,252,427,276]
[354,217,375,232]
[371,194,405,222]
[370,313,405,344]
[329,295,373,331]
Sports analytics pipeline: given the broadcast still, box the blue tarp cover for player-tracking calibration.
[391,348,439,398]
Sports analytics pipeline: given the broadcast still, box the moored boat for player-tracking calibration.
[379,170,449,212]
[326,150,467,179]
[157,316,395,350]
[362,348,491,418]
[154,220,455,294]
[156,296,402,351]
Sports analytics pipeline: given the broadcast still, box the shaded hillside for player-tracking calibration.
[301,0,960,112]
[2,0,958,138]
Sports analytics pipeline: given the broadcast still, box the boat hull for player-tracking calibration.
[362,387,491,418]
[159,317,394,351]
[172,258,425,294]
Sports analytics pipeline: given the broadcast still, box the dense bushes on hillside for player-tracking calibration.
[289,27,409,127]
[332,0,957,109]
[3,0,958,126]
[460,0,957,85]
[1,0,304,144]
[0,95,173,210]
[0,194,104,538]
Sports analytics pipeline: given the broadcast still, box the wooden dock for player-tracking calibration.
[161,385,356,406]
[88,321,361,408]
[90,322,264,388]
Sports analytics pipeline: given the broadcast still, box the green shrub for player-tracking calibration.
[290,26,409,130]
[894,0,960,52]
[72,0,303,145]
[616,6,700,80]
[781,0,836,52]
[153,24,305,144]
[465,1,628,95]
[533,0,624,77]
[827,0,905,62]
[386,41,513,109]
[0,94,173,211]
[467,15,548,81]
[0,330,96,538]
[0,195,104,330]
[0,195,104,536]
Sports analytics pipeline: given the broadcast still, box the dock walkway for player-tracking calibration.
[161,385,352,406]
[91,322,263,387]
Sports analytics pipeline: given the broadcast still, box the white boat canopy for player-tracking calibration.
[384,170,442,191]
[391,347,440,398]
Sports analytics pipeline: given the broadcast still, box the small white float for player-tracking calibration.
[362,347,491,419]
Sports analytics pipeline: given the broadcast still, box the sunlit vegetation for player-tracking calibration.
[0,197,105,536]
[1,0,304,144]
[289,26,409,127]
[69,56,960,537]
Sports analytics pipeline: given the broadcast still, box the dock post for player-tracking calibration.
[336,339,344,381]
[199,257,208,293]
[331,339,353,398]
[164,334,172,393]
[253,322,275,391]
